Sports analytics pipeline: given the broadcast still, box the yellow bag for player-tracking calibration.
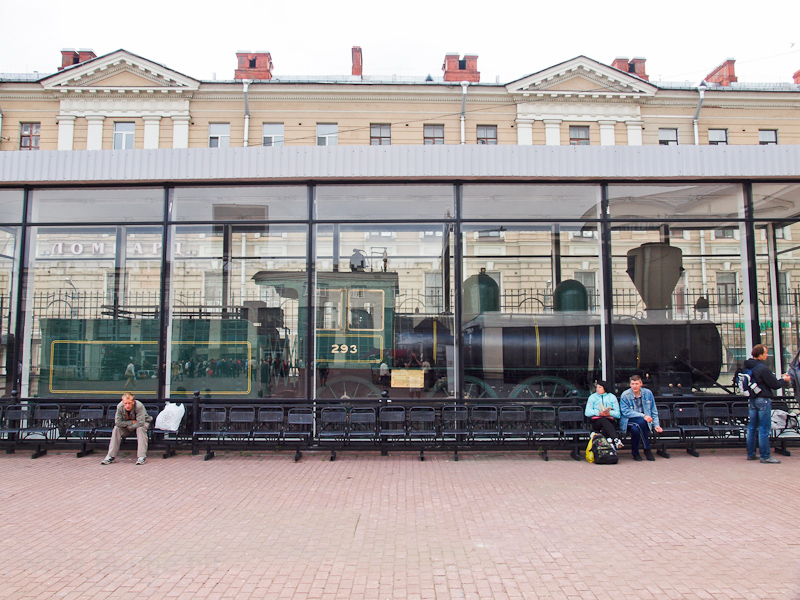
[585,435,595,463]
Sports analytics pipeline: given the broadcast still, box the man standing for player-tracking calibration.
[124,360,136,389]
[619,375,662,461]
[744,344,790,464]
[101,392,152,465]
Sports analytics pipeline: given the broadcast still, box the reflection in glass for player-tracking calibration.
[460,223,601,400]
[172,186,307,221]
[610,222,738,394]
[0,227,19,392]
[314,223,454,400]
[29,188,164,223]
[0,190,24,223]
[169,224,307,399]
[462,184,600,219]
[315,185,453,220]
[24,226,163,397]
[608,183,743,220]
[753,184,800,220]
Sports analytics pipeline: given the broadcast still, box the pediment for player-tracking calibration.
[41,49,200,92]
[507,56,657,98]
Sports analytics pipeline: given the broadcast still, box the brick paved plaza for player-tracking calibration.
[1,448,799,600]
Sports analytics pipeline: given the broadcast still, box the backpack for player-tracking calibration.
[585,432,619,465]
[735,367,762,397]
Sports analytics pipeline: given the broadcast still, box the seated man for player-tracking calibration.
[619,375,662,461]
[101,392,152,465]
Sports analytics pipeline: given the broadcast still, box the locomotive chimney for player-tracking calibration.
[626,242,684,318]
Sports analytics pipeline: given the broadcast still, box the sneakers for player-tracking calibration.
[136,457,147,465]
[760,457,781,464]
[644,449,656,461]
[747,455,758,461]
[100,456,115,465]
[614,438,623,449]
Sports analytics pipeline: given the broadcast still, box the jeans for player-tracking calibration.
[626,417,651,455]
[747,398,772,459]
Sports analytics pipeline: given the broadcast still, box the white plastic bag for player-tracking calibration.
[155,401,185,432]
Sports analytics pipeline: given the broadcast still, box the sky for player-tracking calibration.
[1,0,798,85]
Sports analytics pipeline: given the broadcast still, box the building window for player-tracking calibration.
[759,130,778,145]
[262,123,284,147]
[569,126,590,145]
[424,125,444,145]
[716,272,738,313]
[708,129,728,145]
[658,128,678,145]
[317,124,338,146]
[716,227,735,239]
[20,123,40,150]
[113,122,135,150]
[477,125,497,145]
[370,124,391,145]
[209,123,230,148]
[574,271,597,309]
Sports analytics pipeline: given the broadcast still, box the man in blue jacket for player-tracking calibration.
[744,344,790,464]
[619,375,662,461]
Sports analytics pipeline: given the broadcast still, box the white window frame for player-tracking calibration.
[658,128,678,145]
[423,125,444,145]
[262,123,284,147]
[113,122,135,150]
[759,130,778,145]
[209,123,230,148]
[708,129,728,145]
[317,123,338,146]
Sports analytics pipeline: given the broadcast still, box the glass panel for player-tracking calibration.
[753,184,800,221]
[169,224,307,399]
[172,186,307,221]
[463,184,601,220]
[0,227,20,392]
[314,223,454,400]
[29,188,164,223]
[315,184,453,220]
[610,222,741,395]
[23,226,163,398]
[773,221,800,377]
[608,183,744,220]
[0,189,24,223]
[461,223,600,400]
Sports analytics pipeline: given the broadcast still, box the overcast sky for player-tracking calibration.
[1,0,798,84]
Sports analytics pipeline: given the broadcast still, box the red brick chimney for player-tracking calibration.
[793,69,800,85]
[235,52,273,80]
[443,53,480,82]
[705,59,737,86]
[59,48,96,71]
[59,49,79,71]
[629,57,648,81]
[352,46,363,77]
[611,57,648,81]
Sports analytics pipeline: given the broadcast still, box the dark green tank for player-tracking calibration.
[463,268,500,316]
[553,279,588,312]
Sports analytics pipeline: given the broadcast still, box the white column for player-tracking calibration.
[56,115,76,150]
[85,115,105,150]
[598,120,617,146]
[626,120,643,146]
[544,119,562,146]
[516,121,533,145]
[142,115,162,149]
[172,115,191,149]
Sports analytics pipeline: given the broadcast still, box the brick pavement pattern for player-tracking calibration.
[1,448,800,600]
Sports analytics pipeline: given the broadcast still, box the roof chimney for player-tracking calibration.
[611,57,648,81]
[705,59,737,86]
[443,52,480,83]
[59,49,79,71]
[77,49,96,64]
[352,46,363,77]
[793,69,800,85]
[235,51,273,80]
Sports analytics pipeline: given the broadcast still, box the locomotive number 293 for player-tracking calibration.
[331,344,358,354]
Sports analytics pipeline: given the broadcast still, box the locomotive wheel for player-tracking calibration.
[510,376,578,400]
[316,376,381,400]
[426,376,498,399]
